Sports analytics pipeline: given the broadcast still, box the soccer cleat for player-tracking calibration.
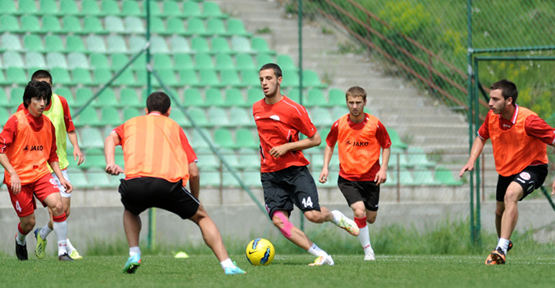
[34,228,47,259]
[224,266,247,275]
[364,252,376,261]
[333,211,360,236]
[485,247,506,265]
[58,253,74,261]
[15,238,28,261]
[69,250,83,260]
[507,240,513,252]
[123,254,141,274]
[308,255,335,266]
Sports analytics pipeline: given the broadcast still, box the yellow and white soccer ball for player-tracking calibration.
[245,238,275,266]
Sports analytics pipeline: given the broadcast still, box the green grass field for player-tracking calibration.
[2,254,555,288]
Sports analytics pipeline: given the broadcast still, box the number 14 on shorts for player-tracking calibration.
[302,197,313,208]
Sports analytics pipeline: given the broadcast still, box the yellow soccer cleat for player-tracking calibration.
[34,228,47,259]
[70,250,83,260]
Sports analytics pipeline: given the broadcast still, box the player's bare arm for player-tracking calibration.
[104,132,124,175]
[375,147,391,184]
[319,144,335,183]
[188,162,200,199]
[68,131,84,166]
[269,131,321,158]
[0,153,21,194]
[459,136,486,177]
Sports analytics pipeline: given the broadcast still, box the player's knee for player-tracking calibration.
[367,215,377,224]
[504,190,520,204]
[50,202,64,216]
[353,208,366,219]
[273,211,293,238]
[21,219,35,233]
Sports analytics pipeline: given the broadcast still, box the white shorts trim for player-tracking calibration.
[52,170,71,198]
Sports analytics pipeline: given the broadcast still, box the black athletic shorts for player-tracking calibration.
[261,166,321,217]
[496,164,548,202]
[337,175,380,211]
[119,177,200,219]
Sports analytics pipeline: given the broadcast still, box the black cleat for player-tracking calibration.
[15,239,28,261]
[507,240,513,252]
[58,253,74,261]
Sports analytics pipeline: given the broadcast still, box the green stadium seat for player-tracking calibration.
[214,128,235,148]
[41,15,62,34]
[188,108,210,127]
[243,171,262,187]
[285,88,300,102]
[183,2,202,18]
[277,54,296,71]
[187,18,208,36]
[388,148,408,168]
[0,71,7,85]
[220,70,242,87]
[123,108,141,121]
[207,18,226,36]
[191,37,211,53]
[246,88,262,106]
[128,36,145,53]
[67,53,89,70]
[84,17,106,35]
[208,107,230,126]
[195,148,220,170]
[238,148,260,171]
[231,36,254,54]
[235,128,258,149]
[387,128,408,149]
[194,53,214,70]
[1,34,22,51]
[87,167,112,189]
[101,0,120,16]
[413,170,440,186]
[39,0,59,15]
[162,1,182,18]
[100,107,122,126]
[327,88,345,107]
[107,35,128,54]
[10,87,25,105]
[219,148,241,169]
[150,36,169,54]
[80,0,102,16]
[224,88,247,107]
[236,54,256,71]
[74,88,94,107]
[19,0,39,15]
[183,88,205,107]
[0,16,21,33]
[110,53,129,71]
[240,69,259,87]
[174,53,194,69]
[200,169,221,188]
[60,0,79,16]
[199,70,222,87]
[73,107,101,127]
[86,35,107,53]
[80,148,105,168]
[330,106,348,121]
[229,107,253,127]
[150,17,167,35]
[7,67,28,85]
[0,2,17,15]
[178,69,201,87]
[72,68,93,85]
[280,71,300,88]
[3,51,25,68]
[303,70,327,88]
[46,52,67,69]
[169,108,191,127]
[407,147,435,168]
[252,37,275,54]
[51,68,72,85]
[310,107,333,126]
[61,16,83,34]
[167,17,186,35]
[93,88,118,107]
[55,87,73,103]
[435,166,463,186]
[124,16,145,34]
[45,35,65,53]
[23,35,45,53]
[25,52,46,69]
[122,1,142,17]
[305,89,326,107]
[203,2,227,18]
[114,69,136,86]
[152,69,179,87]
[211,37,232,54]
[0,90,11,107]
[317,127,330,148]
[170,36,191,54]
[153,54,174,70]
[147,0,162,17]
[90,54,109,70]
[67,168,91,189]
[105,16,125,34]
[118,88,143,108]
[227,18,251,37]
[132,53,146,71]
[255,53,274,67]
[66,36,86,53]
[191,128,212,149]
[205,88,225,107]
[21,15,42,34]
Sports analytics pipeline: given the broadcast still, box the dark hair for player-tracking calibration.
[146,91,171,114]
[23,81,52,108]
[31,70,53,85]
[346,86,367,101]
[490,79,518,104]
[259,63,282,78]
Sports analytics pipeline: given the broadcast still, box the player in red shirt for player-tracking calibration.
[0,81,73,261]
[253,63,359,266]
[460,79,555,265]
[319,86,391,261]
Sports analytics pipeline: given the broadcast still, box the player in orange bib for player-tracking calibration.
[254,64,360,266]
[319,86,391,261]
[460,80,555,265]
[0,81,73,261]
[104,92,245,275]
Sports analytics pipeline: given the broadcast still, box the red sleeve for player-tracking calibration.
[376,121,392,148]
[0,116,18,153]
[525,115,555,145]
[477,112,491,140]
[113,124,124,146]
[58,96,75,132]
[17,103,24,112]
[292,105,317,138]
[179,129,197,164]
[326,121,339,147]
[48,122,59,163]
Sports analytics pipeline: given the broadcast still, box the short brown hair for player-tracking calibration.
[345,86,367,101]
[146,92,171,114]
[490,79,518,104]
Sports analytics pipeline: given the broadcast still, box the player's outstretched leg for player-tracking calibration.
[330,210,359,236]
[308,255,334,266]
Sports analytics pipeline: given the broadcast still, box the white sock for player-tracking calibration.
[497,238,510,254]
[358,226,373,254]
[129,246,141,257]
[53,220,68,256]
[40,225,53,240]
[66,238,76,253]
[307,243,328,257]
[16,230,26,245]
[220,258,235,269]
[330,210,342,225]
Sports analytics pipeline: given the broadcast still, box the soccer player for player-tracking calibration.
[459,79,555,265]
[17,70,84,260]
[318,86,391,261]
[1,81,73,261]
[104,92,246,275]
[253,63,360,266]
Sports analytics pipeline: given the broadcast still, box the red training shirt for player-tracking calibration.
[17,94,76,133]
